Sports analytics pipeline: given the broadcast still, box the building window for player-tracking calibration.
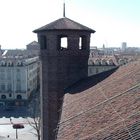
[16,83,21,91]
[1,84,5,91]
[40,35,47,49]
[79,36,87,50]
[0,68,4,72]
[16,69,20,81]
[89,68,92,74]
[17,95,22,99]
[7,70,11,80]
[1,61,6,66]
[96,68,99,73]
[9,94,12,97]
[17,61,22,66]
[7,61,13,66]
[17,69,20,72]
[0,73,5,80]
[1,95,6,99]
[29,80,32,87]
[7,83,12,91]
[58,36,68,50]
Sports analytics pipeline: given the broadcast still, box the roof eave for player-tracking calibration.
[33,29,96,34]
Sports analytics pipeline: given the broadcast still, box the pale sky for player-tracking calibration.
[0,0,140,49]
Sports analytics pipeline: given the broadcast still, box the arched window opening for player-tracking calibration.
[1,95,6,99]
[79,37,82,49]
[61,37,68,49]
[58,36,68,50]
[40,35,47,50]
[79,36,87,50]
[17,95,22,99]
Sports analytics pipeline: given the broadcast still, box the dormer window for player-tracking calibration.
[7,61,13,66]
[1,61,6,66]
[101,59,107,65]
[16,61,22,66]
[79,37,82,50]
[108,59,114,65]
[94,59,101,65]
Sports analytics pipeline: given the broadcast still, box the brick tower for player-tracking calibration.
[34,17,95,140]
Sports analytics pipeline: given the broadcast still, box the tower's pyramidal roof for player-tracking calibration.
[33,17,95,33]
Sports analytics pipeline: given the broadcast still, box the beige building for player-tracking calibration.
[88,59,117,76]
[0,50,39,105]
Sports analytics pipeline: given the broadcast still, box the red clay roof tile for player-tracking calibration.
[57,60,140,140]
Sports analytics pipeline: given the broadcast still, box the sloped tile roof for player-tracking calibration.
[33,17,95,33]
[26,41,39,47]
[4,50,39,58]
[57,60,140,140]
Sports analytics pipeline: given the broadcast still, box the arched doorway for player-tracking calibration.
[17,95,22,99]
[1,95,6,99]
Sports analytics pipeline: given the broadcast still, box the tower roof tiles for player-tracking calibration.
[33,17,95,33]
[57,60,140,140]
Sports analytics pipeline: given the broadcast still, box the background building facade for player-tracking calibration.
[0,52,39,105]
[122,42,127,51]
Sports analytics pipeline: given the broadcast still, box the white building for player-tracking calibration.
[122,42,127,51]
[0,55,39,106]
[88,59,118,76]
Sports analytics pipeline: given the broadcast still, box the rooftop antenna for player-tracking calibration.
[63,0,66,17]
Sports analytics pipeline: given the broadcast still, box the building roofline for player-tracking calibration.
[33,17,96,33]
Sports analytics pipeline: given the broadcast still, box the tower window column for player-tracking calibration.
[58,35,68,50]
[79,36,87,50]
[40,35,47,50]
